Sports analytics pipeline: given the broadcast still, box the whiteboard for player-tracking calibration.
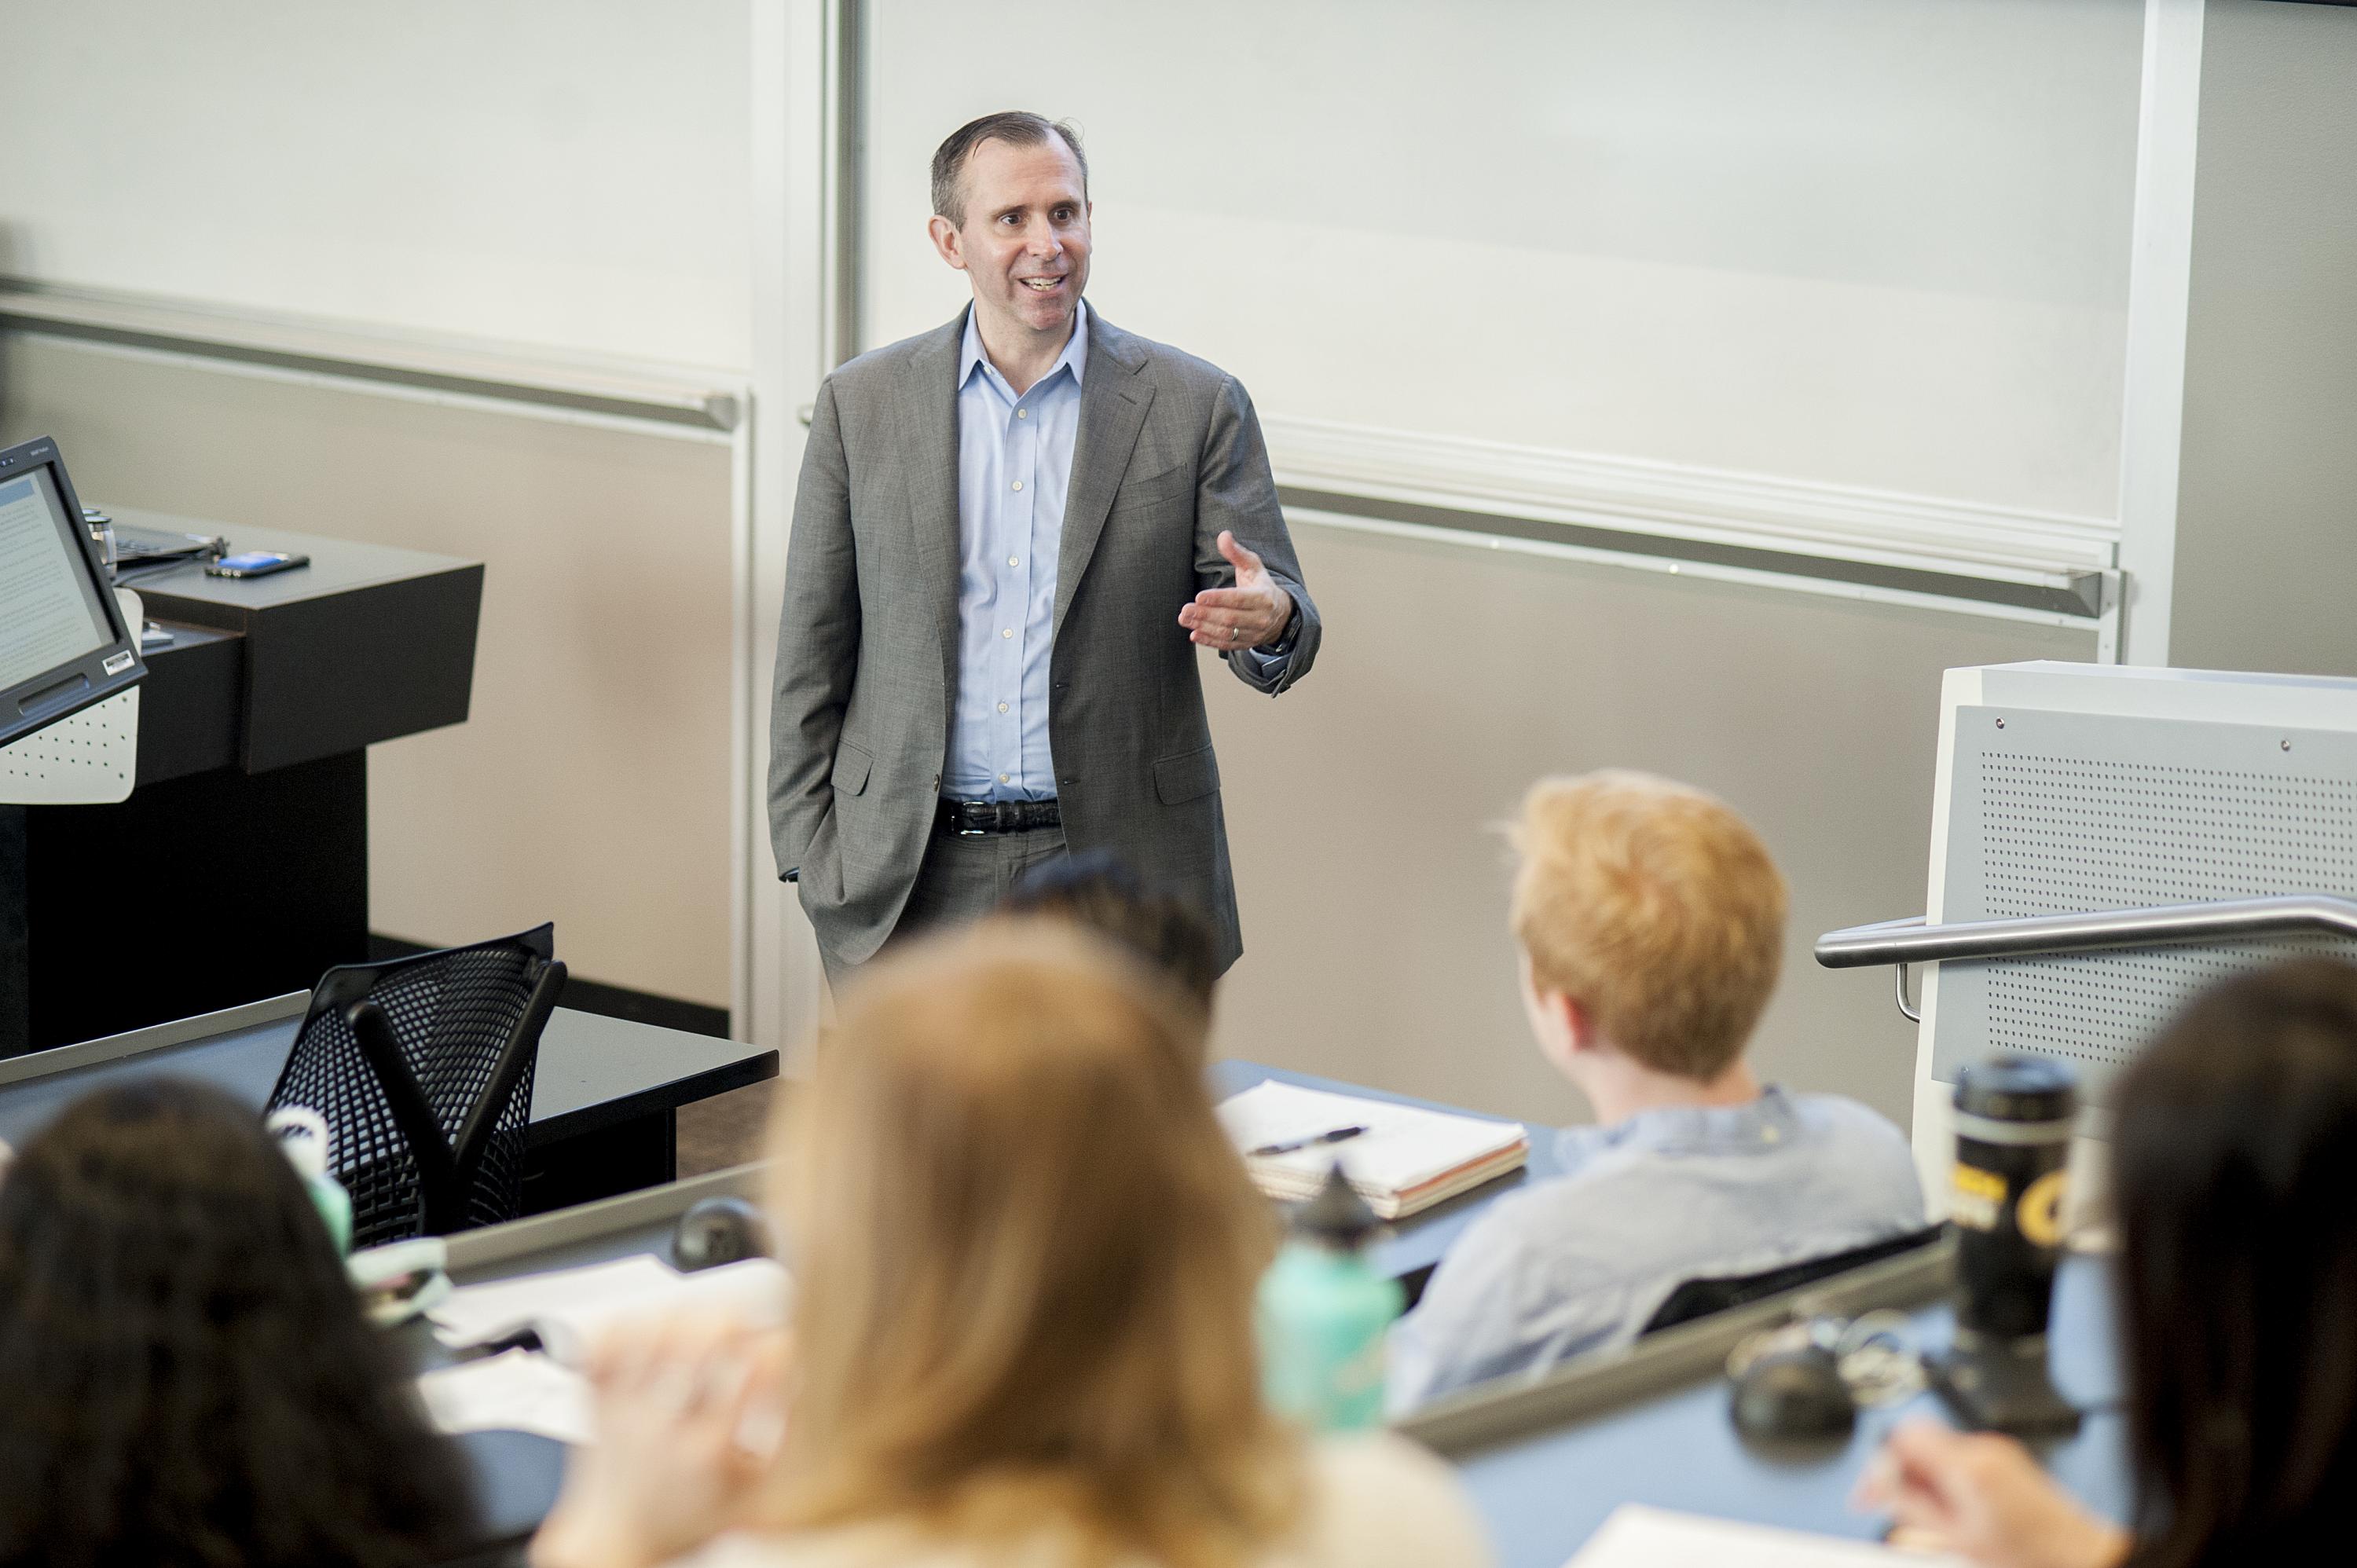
[0,0,753,371]
[863,0,2144,522]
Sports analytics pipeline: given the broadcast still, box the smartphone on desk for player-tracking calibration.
[204,550,310,579]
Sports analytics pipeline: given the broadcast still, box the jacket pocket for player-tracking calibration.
[1115,460,1192,508]
[831,739,874,797]
[1153,744,1221,804]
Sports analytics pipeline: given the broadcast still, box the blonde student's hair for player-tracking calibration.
[1510,769,1787,1082]
[765,921,1302,1568]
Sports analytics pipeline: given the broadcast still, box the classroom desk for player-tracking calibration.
[0,990,776,1211]
[1402,1240,2131,1568]
[415,1061,1564,1558]
[420,1064,2132,1568]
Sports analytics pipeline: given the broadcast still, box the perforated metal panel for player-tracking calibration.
[0,588,142,805]
[0,686,139,804]
[1932,705,2357,1101]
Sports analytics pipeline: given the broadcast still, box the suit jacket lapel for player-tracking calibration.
[1055,312,1153,638]
[895,313,966,696]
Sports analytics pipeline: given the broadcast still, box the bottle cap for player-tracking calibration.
[1953,1054,2077,1125]
[1293,1163,1380,1247]
[266,1106,334,1181]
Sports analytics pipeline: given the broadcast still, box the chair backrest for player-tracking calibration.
[1639,1225,1944,1336]
[268,924,566,1249]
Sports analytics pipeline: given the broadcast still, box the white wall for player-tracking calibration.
[0,0,753,371]
[865,0,2143,519]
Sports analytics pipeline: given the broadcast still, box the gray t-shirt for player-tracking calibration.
[1387,1086,1924,1412]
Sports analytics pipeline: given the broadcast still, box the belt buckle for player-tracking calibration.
[954,800,990,837]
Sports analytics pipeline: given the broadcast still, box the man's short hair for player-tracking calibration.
[1509,770,1787,1081]
[930,111,1089,228]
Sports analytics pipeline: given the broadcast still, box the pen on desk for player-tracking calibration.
[1250,1124,1369,1158]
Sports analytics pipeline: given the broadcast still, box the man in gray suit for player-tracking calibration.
[769,111,1321,984]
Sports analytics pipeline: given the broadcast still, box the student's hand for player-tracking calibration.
[1853,1419,2129,1568]
[531,1311,792,1568]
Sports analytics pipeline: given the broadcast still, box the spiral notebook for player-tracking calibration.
[1216,1079,1529,1219]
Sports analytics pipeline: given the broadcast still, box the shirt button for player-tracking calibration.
[1017,408,1028,419]
[998,702,1010,713]
[999,772,1010,784]
[1010,479,1023,492]
[1002,628,1014,639]
[1007,556,1019,567]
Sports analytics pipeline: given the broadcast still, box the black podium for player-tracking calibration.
[0,509,482,1055]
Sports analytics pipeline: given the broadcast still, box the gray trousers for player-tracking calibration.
[819,824,1068,994]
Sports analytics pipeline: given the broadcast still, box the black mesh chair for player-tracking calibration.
[267,923,566,1249]
[1639,1225,1945,1336]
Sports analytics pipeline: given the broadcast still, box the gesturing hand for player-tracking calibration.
[1179,530,1294,650]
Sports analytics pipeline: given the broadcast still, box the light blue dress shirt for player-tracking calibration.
[944,302,1090,802]
[944,301,1290,803]
[1385,1086,1926,1412]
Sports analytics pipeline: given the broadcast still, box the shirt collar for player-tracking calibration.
[959,299,1090,395]
[1555,1084,1801,1166]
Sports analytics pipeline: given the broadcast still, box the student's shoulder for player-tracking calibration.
[1291,1433,1494,1568]
[1784,1091,1923,1200]
[1787,1090,1912,1154]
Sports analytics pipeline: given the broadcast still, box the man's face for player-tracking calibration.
[929,134,1091,342]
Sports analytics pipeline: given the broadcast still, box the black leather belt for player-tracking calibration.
[937,797,1063,837]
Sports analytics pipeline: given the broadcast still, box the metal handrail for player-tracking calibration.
[1816,895,2357,970]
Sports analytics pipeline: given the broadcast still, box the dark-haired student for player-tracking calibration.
[999,849,1222,1013]
[1858,956,2357,1566]
[0,1079,475,1568]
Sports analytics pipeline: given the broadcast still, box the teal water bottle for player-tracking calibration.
[1257,1165,1403,1431]
[268,1106,354,1256]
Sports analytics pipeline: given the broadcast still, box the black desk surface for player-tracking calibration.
[114,508,475,609]
[109,504,482,775]
[0,992,775,1151]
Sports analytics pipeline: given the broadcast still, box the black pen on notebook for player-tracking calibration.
[1250,1124,1369,1159]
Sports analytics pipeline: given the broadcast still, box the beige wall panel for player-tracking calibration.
[1206,521,2094,1130]
[2170,1,2357,679]
[0,335,734,1008]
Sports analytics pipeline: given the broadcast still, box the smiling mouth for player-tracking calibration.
[1021,277,1065,292]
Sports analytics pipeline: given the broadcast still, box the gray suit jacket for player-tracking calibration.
[768,306,1321,970]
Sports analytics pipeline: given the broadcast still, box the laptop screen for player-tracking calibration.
[0,465,114,694]
[0,436,142,752]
